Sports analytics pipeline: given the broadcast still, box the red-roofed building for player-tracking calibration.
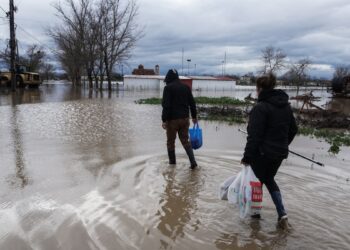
[132,64,159,75]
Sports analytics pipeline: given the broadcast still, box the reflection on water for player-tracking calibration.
[0,84,349,250]
[9,98,28,188]
[1,83,348,116]
[157,168,201,248]
[214,218,289,250]
[0,84,131,106]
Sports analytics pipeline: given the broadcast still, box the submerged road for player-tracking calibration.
[0,84,349,250]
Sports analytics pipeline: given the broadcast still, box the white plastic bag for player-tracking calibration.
[227,172,242,205]
[238,166,263,218]
[219,172,241,201]
[219,175,236,200]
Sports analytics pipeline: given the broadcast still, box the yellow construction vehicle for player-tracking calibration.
[0,64,42,88]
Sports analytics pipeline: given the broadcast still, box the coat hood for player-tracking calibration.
[164,69,179,84]
[258,89,289,107]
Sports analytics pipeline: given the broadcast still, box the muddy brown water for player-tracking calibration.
[0,84,349,250]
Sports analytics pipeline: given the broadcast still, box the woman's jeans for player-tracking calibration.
[251,155,287,219]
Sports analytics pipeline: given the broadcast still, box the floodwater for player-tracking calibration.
[0,83,349,250]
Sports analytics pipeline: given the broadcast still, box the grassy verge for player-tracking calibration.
[136,97,249,105]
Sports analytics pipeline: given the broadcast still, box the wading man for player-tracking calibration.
[241,73,298,229]
[162,69,198,169]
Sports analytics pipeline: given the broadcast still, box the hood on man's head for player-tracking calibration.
[164,69,179,84]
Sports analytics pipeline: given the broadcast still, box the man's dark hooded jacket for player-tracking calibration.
[162,70,197,122]
[242,89,298,164]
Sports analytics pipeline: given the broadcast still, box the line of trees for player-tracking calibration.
[333,65,350,79]
[259,46,311,93]
[0,43,56,81]
[331,64,350,93]
[260,46,350,92]
[49,0,141,90]
[0,44,45,72]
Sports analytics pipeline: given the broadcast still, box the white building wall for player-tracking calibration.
[159,80,166,91]
[192,80,236,91]
[159,77,190,91]
[123,76,236,91]
[124,77,160,90]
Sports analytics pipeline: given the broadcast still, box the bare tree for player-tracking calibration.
[0,44,45,72]
[286,58,312,94]
[49,26,84,85]
[331,65,350,93]
[98,0,140,90]
[21,45,45,72]
[50,0,90,86]
[50,0,141,90]
[333,65,350,79]
[40,63,55,81]
[0,43,11,67]
[260,46,287,74]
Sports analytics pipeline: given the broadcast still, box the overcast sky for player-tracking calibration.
[0,0,349,78]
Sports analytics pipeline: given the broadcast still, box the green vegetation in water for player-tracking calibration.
[200,114,246,124]
[135,98,162,105]
[136,97,350,154]
[298,127,350,154]
[194,97,249,105]
[136,97,249,105]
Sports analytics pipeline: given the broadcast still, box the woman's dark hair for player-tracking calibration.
[256,73,276,90]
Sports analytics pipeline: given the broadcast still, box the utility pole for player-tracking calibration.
[187,59,191,76]
[181,48,184,76]
[9,0,16,91]
[221,61,224,76]
[223,51,227,76]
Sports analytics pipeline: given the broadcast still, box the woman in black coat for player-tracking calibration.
[241,73,298,228]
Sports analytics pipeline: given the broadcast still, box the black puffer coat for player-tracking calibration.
[161,79,197,122]
[242,89,298,163]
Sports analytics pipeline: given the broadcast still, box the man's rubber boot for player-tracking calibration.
[185,147,197,169]
[167,149,176,165]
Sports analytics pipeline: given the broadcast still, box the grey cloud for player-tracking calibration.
[1,0,349,78]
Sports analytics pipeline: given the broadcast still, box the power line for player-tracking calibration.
[17,25,43,45]
[17,0,24,7]
[16,17,44,23]
[16,24,58,55]
[0,5,7,15]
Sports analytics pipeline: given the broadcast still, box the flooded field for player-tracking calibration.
[0,84,349,250]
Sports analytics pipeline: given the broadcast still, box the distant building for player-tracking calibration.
[190,76,236,91]
[123,75,236,91]
[155,65,160,75]
[123,75,190,91]
[132,64,159,75]
[240,74,252,84]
